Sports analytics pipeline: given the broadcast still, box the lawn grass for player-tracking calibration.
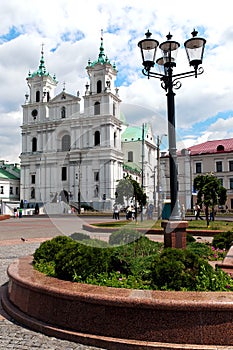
[93,219,232,232]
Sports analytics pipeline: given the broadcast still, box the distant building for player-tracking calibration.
[122,123,156,204]
[0,161,20,214]
[161,138,233,212]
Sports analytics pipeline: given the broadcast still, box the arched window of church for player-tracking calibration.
[47,92,50,102]
[62,134,71,151]
[113,102,116,116]
[97,80,102,93]
[94,102,100,115]
[94,131,100,146]
[32,137,37,152]
[61,106,66,119]
[36,91,40,102]
[114,132,117,147]
[128,151,133,162]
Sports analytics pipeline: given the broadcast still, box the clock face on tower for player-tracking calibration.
[31,109,38,119]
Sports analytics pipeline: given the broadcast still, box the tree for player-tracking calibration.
[115,175,147,208]
[193,174,227,223]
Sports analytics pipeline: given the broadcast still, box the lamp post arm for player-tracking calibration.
[172,66,204,82]
[142,68,165,80]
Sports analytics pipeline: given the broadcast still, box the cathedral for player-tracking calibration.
[20,37,156,213]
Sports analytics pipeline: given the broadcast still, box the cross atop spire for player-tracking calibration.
[98,29,105,64]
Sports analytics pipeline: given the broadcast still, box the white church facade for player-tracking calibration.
[19,37,158,214]
[20,38,127,213]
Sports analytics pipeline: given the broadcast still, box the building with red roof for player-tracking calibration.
[160,138,233,213]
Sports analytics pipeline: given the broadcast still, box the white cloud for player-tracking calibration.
[0,0,233,162]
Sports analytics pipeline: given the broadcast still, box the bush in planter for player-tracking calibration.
[70,232,91,241]
[33,236,73,263]
[109,236,162,276]
[151,248,213,291]
[54,242,112,281]
[33,234,233,291]
[212,231,233,250]
[109,227,143,245]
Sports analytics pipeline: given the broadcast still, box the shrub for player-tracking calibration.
[151,248,211,291]
[109,227,143,245]
[33,236,73,263]
[70,232,90,241]
[54,242,112,281]
[212,231,233,250]
[186,233,196,243]
[33,234,233,291]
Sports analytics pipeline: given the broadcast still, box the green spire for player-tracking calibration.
[97,35,105,64]
[28,44,56,81]
[88,31,111,67]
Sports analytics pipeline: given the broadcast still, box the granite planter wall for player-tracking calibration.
[2,255,233,350]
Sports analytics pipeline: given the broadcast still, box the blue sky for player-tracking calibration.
[0,0,233,162]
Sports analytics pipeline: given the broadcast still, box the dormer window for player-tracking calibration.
[217,144,224,152]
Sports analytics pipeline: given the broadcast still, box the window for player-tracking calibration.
[31,187,35,199]
[10,187,13,195]
[216,161,222,172]
[230,178,233,190]
[16,187,19,195]
[94,171,99,182]
[218,178,223,186]
[62,135,71,151]
[61,167,67,181]
[113,102,116,116]
[36,91,40,102]
[97,80,102,93]
[217,145,224,152]
[229,160,233,172]
[128,151,133,162]
[32,137,37,152]
[114,132,117,147]
[0,186,3,194]
[94,185,99,197]
[31,174,35,184]
[94,101,100,115]
[94,131,100,146]
[61,106,66,118]
[195,162,202,173]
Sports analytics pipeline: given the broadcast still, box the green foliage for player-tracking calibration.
[70,232,91,241]
[33,236,73,263]
[187,241,227,261]
[109,227,143,245]
[212,231,233,250]
[115,174,147,206]
[109,236,162,276]
[54,242,112,281]
[195,265,233,291]
[151,248,205,291]
[186,233,196,243]
[33,234,233,291]
[194,174,227,220]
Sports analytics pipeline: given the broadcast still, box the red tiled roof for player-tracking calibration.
[188,138,233,155]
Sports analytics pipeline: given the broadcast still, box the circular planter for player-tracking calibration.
[2,255,233,350]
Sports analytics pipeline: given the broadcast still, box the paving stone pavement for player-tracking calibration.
[0,241,105,350]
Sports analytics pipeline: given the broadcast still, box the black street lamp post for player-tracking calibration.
[138,29,206,221]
